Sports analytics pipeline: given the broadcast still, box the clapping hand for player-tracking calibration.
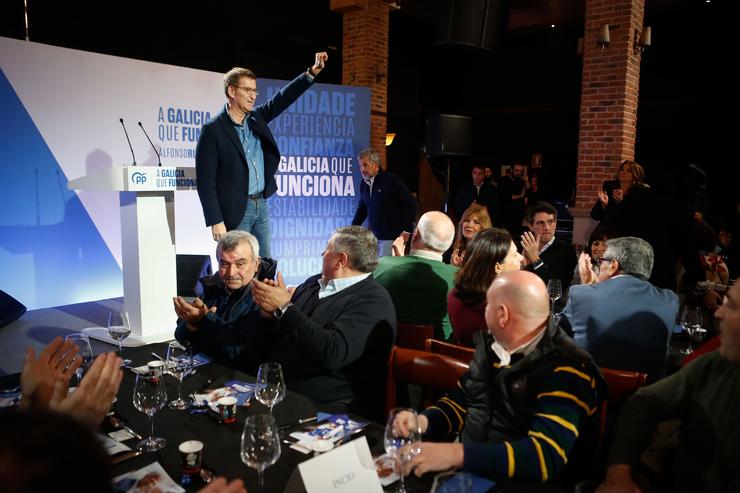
[173,297,217,332]
[578,252,597,284]
[451,248,464,267]
[20,336,82,410]
[613,188,624,203]
[520,231,541,264]
[597,189,609,207]
[393,409,428,436]
[253,272,293,314]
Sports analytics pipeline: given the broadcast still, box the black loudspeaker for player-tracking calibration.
[426,114,473,157]
[176,254,213,297]
[0,290,26,329]
[437,0,510,50]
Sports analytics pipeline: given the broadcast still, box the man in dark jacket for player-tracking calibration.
[397,271,605,486]
[173,230,273,373]
[195,52,328,257]
[253,225,396,421]
[351,149,417,256]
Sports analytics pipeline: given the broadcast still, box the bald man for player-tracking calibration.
[397,271,606,487]
[373,211,458,339]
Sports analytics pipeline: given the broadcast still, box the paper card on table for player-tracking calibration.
[112,462,184,493]
[191,380,254,412]
[290,414,368,449]
[97,433,132,456]
[297,436,383,493]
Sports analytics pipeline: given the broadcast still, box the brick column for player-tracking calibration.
[331,0,390,168]
[572,0,645,243]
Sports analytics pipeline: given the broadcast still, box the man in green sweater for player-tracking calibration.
[373,211,457,340]
[598,278,740,492]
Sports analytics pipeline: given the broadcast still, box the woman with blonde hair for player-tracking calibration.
[450,203,492,266]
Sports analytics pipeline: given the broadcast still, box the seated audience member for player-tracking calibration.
[373,211,457,340]
[451,203,492,267]
[562,237,679,382]
[252,226,396,421]
[20,337,122,427]
[174,230,273,372]
[572,224,621,285]
[597,278,740,493]
[0,412,247,493]
[447,228,523,346]
[397,271,605,486]
[521,201,577,310]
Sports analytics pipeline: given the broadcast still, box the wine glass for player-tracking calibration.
[547,279,562,306]
[166,341,193,410]
[255,363,286,416]
[64,333,94,386]
[241,414,281,491]
[680,305,704,355]
[384,408,422,493]
[107,311,131,366]
[133,366,168,451]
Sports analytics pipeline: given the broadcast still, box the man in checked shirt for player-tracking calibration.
[395,270,607,487]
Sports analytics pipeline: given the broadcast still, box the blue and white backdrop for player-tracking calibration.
[0,37,370,310]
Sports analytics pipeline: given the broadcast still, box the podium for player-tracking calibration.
[68,166,197,346]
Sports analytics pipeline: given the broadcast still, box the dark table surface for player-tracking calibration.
[105,342,434,493]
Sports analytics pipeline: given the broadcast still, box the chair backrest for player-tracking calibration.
[395,322,435,351]
[386,346,469,414]
[600,367,648,404]
[424,338,475,364]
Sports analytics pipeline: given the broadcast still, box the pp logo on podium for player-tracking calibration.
[131,172,147,185]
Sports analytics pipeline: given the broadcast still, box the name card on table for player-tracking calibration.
[296,436,383,493]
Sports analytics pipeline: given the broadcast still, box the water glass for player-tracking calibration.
[241,414,281,491]
[133,367,167,451]
[255,362,286,416]
[680,305,703,355]
[166,341,193,410]
[107,311,131,365]
[384,407,421,493]
[64,333,94,386]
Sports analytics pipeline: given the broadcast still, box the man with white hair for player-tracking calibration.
[373,211,458,340]
[396,271,605,486]
[562,236,679,381]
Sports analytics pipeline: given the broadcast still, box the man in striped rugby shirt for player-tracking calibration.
[397,270,606,486]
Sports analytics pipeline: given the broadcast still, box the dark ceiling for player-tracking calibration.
[2,0,738,212]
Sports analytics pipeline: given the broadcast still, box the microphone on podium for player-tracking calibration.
[138,121,162,167]
[119,118,137,166]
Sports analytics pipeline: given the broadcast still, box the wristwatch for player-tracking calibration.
[532,259,544,270]
[273,301,293,319]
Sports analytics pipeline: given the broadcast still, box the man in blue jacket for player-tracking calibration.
[351,148,417,256]
[195,52,328,257]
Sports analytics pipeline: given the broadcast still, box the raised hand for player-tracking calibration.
[597,189,609,207]
[311,52,329,75]
[520,231,541,264]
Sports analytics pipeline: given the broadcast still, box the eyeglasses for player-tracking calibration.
[233,86,259,97]
[600,257,616,264]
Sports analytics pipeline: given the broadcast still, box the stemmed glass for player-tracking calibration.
[166,341,193,410]
[241,414,281,491]
[64,333,94,386]
[384,407,422,493]
[255,363,286,416]
[547,279,562,320]
[680,305,704,355]
[107,311,131,366]
[133,366,168,451]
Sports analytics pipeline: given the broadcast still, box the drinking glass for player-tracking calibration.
[680,305,704,355]
[166,341,193,410]
[107,311,131,366]
[133,366,168,451]
[384,407,422,493]
[241,414,281,491]
[64,333,94,386]
[255,363,286,416]
[431,471,473,493]
[547,279,562,305]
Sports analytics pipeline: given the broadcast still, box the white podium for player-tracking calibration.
[68,166,197,346]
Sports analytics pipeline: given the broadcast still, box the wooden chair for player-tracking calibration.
[395,322,435,351]
[424,338,475,364]
[385,346,469,414]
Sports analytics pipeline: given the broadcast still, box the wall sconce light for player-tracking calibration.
[385,133,396,146]
[598,24,611,50]
[634,25,651,54]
